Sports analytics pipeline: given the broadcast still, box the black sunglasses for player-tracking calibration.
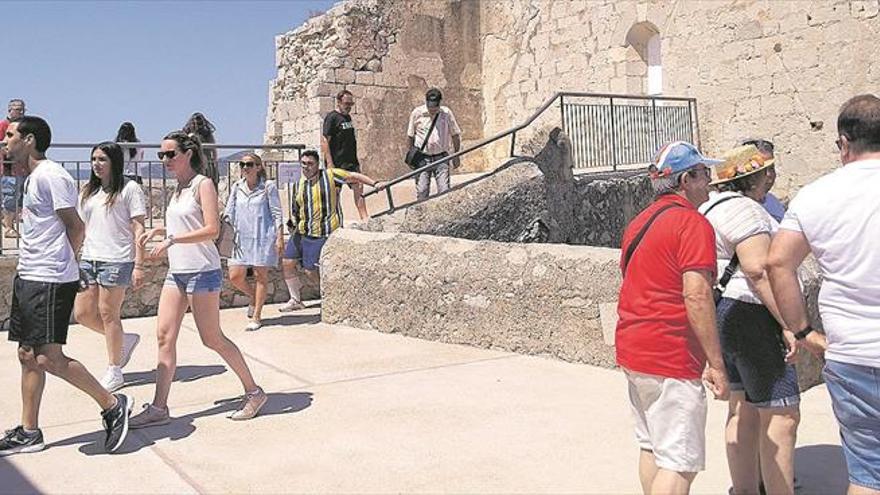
[157,150,177,160]
[239,161,257,168]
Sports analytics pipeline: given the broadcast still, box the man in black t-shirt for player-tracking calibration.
[321,90,368,220]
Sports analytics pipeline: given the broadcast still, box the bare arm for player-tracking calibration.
[767,229,826,356]
[344,172,378,188]
[130,215,146,289]
[683,269,729,399]
[57,207,84,257]
[321,135,334,168]
[451,134,462,168]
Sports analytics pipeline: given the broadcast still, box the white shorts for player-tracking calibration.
[625,368,707,473]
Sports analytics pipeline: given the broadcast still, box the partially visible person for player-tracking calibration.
[279,150,379,312]
[0,116,132,456]
[768,94,880,495]
[133,131,267,428]
[1,99,26,238]
[321,90,369,221]
[407,88,462,201]
[738,138,785,221]
[182,112,219,185]
[700,145,800,495]
[116,122,144,184]
[72,142,146,392]
[616,141,728,495]
[224,153,283,331]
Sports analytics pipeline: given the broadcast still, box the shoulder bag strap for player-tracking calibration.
[622,203,682,272]
[419,112,441,152]
[702,195,744,290]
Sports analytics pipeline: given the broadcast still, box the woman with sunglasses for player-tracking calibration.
[224,153,283,331]
[73,141,146,392]
[133,132,266,427]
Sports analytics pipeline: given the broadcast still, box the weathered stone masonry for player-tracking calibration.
[268,0,880,198]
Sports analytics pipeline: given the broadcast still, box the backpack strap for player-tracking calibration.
[622,203,682,273]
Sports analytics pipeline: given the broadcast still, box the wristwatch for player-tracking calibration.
[166,234,176,246]
[794,326,814,340]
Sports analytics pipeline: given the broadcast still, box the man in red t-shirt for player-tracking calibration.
[616,141,729,494]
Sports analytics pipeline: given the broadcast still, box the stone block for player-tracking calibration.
[334,68,356,84]
[354,71,375,85]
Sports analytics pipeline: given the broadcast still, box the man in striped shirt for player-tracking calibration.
[278,149,380,312]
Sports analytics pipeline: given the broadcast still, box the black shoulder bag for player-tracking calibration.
[702,196,742,303]
[622,204,682,273]
[404,112,440,170]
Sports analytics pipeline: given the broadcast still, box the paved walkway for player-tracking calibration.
[0,303,846,494]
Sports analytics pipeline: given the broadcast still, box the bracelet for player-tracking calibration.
[794,326,814,340]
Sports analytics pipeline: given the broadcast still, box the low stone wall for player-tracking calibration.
[322,228,825,390]
[0,256,319,325]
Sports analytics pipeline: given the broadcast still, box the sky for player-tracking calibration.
[4,0,337,161]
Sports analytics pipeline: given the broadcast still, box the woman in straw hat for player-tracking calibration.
[698,145,801,495]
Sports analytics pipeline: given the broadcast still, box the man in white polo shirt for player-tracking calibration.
[407,87,462,200]
[768,94,880,494]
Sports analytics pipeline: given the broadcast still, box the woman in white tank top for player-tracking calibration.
[133,131,266,427]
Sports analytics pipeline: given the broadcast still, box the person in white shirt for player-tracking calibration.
[115,122,145,184]
[700,145,800,495]
[72,141,147,392]
[407,88,462,200]
[0,116,132,456]
[133,131,266,428]
[768,94,880,494]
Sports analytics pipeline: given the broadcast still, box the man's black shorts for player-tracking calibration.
[9,276,78,346]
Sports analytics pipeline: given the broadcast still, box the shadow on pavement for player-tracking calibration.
[794,443,848,494]
[0,456,41,494]
[120,364,228,388]
[259,313,321,328]
[46,391,313,456]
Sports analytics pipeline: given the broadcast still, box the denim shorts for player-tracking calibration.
[80,260,135,288]
[824,359,880,490]
[164,269,223,294]
[716,298,800,408]
[284,233,326,271]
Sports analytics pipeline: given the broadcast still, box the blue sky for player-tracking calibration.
[5,0,336,161]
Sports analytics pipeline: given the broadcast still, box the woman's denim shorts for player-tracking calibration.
[79,260,135,288]
[164,269,223,294]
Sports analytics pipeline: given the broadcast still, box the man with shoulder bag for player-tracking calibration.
[406,88,461,201]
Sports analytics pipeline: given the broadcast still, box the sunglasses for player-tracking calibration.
[239,161,257,168]
[157,150,177,160]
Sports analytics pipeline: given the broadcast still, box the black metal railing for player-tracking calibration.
[0,143,306,256]
[365,91,700,215]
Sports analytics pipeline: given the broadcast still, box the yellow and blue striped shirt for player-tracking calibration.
[291,168,349,237]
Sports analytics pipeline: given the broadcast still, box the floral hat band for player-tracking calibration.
[711,144,775,185]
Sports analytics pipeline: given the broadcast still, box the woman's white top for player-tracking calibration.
[166,174,221,273]
[79,180,147,262]
[122,147,145,177]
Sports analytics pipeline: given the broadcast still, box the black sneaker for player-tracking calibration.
[102,393,133,453]
[0,425,45,456]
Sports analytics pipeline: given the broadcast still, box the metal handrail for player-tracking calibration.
[364,91,698,209]
[52,143,306,151]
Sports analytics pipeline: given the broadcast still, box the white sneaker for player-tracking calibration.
[245,320,262,332]
[246,305,255,319]
[100,367,124,393]
[277,300,305,313]
[119,333,140,368]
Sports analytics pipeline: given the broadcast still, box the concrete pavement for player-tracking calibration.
[0,303,847,494]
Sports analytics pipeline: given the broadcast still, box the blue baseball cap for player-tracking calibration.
[650,141,722,177]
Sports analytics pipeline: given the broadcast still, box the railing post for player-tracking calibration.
[509,132,517,157]
[610,97,617,171]
[651,98,659,152]
[385,187,396,213]
[560,95,566,133]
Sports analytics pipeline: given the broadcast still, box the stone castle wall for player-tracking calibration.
[269,0,880,196]
[266,0,486,178]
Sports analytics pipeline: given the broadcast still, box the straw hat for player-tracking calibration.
[711,144,775,185]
